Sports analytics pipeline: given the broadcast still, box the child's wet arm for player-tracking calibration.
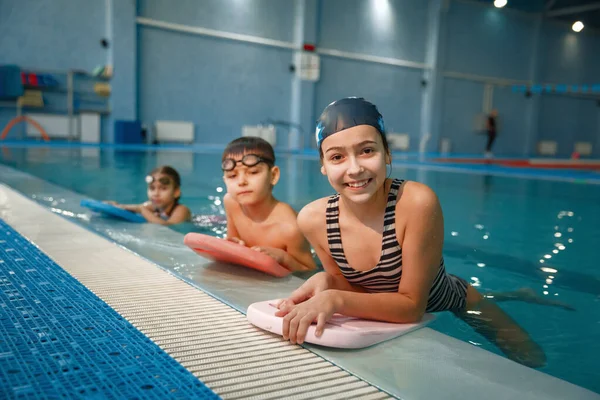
[329,290,424,323]
[164,205,191,225]
[140,207,168,224]
[223,199,240,239]
[120,203,144,213]
[282,231,318,271]
[280,250,315,272]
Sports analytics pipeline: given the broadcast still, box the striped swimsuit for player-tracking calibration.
[326,179,468,313]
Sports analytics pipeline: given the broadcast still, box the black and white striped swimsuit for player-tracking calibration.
[326,178,468,313]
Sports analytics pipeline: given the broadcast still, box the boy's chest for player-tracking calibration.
[234,218,286,249]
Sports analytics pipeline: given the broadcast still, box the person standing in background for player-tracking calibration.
[485,109,498,158]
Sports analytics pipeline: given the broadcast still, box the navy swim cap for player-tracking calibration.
[315,97,385,149]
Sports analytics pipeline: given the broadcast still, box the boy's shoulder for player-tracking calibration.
[273,199,296,213]
[223,193,241,210]
[271,201,299,226]
[262,201,299,239]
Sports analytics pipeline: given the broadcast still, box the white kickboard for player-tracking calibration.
[247,300,436,349]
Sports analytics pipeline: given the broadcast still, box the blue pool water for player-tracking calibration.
[0,145,598,393]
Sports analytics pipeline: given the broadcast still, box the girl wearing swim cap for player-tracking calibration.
[276,97,546,368]
[106,165,191,225]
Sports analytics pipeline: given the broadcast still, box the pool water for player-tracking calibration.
[1,145,598,393]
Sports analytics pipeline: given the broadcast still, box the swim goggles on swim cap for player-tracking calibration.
[145,175,172,185]
[221,154,274,172]
[315,97,385,149]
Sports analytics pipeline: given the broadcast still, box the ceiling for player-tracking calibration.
[474,0,600,30]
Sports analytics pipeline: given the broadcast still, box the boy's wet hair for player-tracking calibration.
[222,136,276,165]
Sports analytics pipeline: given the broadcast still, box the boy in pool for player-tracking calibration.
[221,136,317,272]
[107,165,191,225]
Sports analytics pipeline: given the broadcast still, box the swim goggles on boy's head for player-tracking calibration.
[221,154,274,172]
[145,175,172,185]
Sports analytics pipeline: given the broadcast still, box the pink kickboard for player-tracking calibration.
[247,300,436,349]
[183,233,291,277]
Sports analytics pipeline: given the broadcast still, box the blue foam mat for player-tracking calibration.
[0,219,220,399]
[80,199,147,223]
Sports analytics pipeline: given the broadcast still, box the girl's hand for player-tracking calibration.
[104,200,125,209]
[114,203,146,213]
[277,290,339,344]
[139,205,155,220]
[276,272,333,314]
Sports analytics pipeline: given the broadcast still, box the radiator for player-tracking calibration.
[537,140,557,156]
[155,120,195,143]
[574,142,592,156]
[387,133,410,151]
[242,124,276,146]
[25,113,76,138]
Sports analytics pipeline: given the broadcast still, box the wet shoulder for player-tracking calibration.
[396,180,441,214]
[297,197,329,237]
[223,193,241,212]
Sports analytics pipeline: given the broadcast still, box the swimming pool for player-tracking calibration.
[0,145,598,394]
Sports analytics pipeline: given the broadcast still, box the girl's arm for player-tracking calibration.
[105,201,149,213]
[140,204,191,225]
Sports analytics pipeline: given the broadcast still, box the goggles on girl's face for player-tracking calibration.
[145,175,172,185]
[221,154,273,172]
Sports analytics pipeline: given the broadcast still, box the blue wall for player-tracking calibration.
[439,1,599,157]
[445,2,536,80]
[138,0,295,42]
[111,0,138,131]
[1,0,599,157]
[137,0,295,145]
[135,0,600,155]
[318,0,429,62]
[0,0,136,143]
[138,27,293,144]
[492,85,534,156]
[0,0,106,71]
[314,0,428,149]
[0,0,108,138]
[440,78,485,154]
[441,1,539,156]
[315,58,424,147]
[537,20,600,157]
